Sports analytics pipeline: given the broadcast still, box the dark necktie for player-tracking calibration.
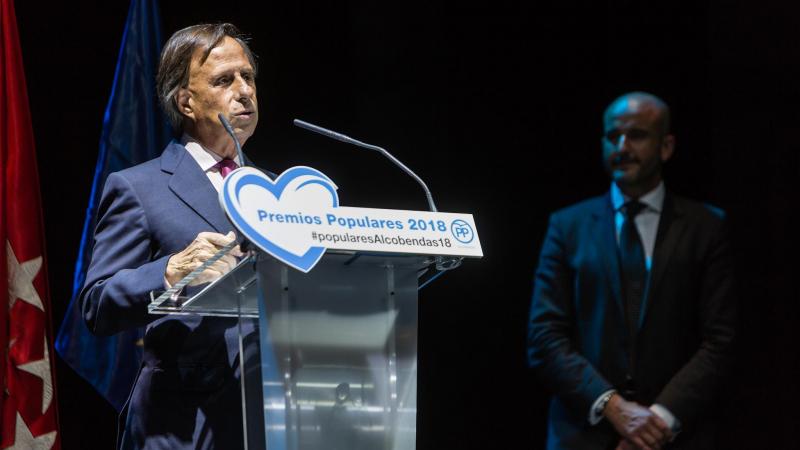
[620,200,647,334]
[216,158,238,178]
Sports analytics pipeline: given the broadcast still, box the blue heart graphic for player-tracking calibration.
[222,166,339,272]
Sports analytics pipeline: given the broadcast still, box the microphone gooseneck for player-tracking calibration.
[293,119,463,272]
[217,113,252,253]
[218,113,246,166]
[293,119,438,213]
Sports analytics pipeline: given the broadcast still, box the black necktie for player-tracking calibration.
[620,201,647,334]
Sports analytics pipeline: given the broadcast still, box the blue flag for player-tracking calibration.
[55,0,171,411]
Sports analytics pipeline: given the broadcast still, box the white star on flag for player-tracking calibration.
[17,338,54,414]
[6,412,56,450]
[6,240,43,311]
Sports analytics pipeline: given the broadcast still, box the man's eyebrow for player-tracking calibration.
[212,65,252,75]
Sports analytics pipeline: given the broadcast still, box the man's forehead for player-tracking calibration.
[604,97,663,128]
[190,37,249,72]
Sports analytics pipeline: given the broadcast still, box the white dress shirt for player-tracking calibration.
[182,134,242,193]
[610,181,665,269]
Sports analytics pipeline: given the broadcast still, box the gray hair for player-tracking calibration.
[156,23,257,132]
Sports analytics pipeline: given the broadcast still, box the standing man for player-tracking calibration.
[528,92,736,450]
[80,23,259,449]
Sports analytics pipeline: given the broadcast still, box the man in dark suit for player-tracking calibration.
[528,92,736,450]
[80,23,260,449]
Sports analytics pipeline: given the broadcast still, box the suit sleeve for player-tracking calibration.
[654,215,737,428]
[528,213,614,417]
[79,172,171,336]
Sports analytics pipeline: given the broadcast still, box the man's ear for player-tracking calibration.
[176,88,193,120]
[660,134,675,162]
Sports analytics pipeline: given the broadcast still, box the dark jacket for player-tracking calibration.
[528,192,736,449]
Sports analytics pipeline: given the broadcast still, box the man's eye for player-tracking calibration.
[605,131,620,143]
[214,77,231,86]
[627,129,649,140]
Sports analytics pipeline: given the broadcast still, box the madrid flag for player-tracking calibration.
[1,0,61,448]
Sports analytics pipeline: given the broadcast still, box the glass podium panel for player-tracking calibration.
[248,253,426,450]
[149,250,429,450]
[149,249,260,317]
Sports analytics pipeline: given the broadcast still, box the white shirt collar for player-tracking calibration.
[181,134,241,171]
[610,181,665,213]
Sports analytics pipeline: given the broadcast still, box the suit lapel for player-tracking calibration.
[591,194,625,319]
[638,194,686,330]
[161,141,233,233]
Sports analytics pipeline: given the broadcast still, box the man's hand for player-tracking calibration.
[166,231,242,286]
[615,440,636,450]
[603,393,672,450]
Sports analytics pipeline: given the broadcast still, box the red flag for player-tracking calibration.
[1,0,61,448]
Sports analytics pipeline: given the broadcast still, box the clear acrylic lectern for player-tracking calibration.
[150,250,434,450]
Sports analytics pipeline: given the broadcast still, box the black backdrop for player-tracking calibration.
[14,1,799,448]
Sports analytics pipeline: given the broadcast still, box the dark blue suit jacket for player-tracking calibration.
[80,141,251,449]
[528,193,736,449]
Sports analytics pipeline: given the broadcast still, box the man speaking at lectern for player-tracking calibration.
[528,92,736,450]
[80,23,259,449]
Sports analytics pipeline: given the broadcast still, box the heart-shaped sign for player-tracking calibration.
[220,166,339,272]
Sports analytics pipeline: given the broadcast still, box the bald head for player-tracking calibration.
[604,91,671,135]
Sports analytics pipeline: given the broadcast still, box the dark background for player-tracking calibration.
[14,1,799,448]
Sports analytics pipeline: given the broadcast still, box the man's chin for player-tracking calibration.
[233,126,256,142]
[612,171,638,185]
[232,121,257,137]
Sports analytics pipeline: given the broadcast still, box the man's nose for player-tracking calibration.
[616,134,629,152]
[233,76,254,100]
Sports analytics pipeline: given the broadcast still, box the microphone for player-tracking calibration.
[218,113,246,166]
[293,119,438,212]
[294,119,462,272]
[218,113,252,254]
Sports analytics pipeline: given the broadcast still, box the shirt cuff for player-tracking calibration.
[588,389,617,425]
[650,403,681,432]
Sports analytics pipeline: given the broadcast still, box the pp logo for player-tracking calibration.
[450,219,475,244]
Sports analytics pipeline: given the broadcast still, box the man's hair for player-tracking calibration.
[156,23,257,131]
